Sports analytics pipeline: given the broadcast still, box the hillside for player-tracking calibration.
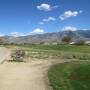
[1,30,90,44]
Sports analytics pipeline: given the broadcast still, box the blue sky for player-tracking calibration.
[0,0,90,36]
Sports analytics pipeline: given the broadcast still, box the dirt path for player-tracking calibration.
[0,47,11,64]
[0,59,52,90]
[0,47,52,90]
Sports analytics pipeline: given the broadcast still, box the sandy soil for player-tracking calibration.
[0,60,52,90]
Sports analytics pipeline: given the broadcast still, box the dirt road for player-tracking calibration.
[0,47,51,90]
[0,47,11,64]
[0,59,52,90]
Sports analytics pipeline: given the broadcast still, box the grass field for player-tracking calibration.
[16,45,90,90]
[14,44,90,60]
[48,62,90,90]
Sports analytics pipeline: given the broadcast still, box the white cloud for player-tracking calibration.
[40,17,56,25]
[59,10,82,20]
[0,33,4,37]
[43,17,56,22]
[37,3,58,11]
[3,29,45,37]
[62,26,77,31]
[52,5,58,9]
[29,28,45,35]
[10,32,25,37]
[39,22,44,25]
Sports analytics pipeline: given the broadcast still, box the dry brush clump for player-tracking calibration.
[10,49,26,62]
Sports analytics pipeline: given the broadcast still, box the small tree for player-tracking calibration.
[62,36,72,44]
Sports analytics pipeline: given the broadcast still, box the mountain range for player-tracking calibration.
[1,30,90,44]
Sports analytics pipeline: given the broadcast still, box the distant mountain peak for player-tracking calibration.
[1,30,90,44]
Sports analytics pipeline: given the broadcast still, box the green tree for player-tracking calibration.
[62,36,72,44]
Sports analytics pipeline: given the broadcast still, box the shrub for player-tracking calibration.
[10,50,26,62]
[62,36,72,44]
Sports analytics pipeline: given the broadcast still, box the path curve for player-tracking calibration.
[0,59,52,90]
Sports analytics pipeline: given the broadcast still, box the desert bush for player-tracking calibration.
[10,49,26,62]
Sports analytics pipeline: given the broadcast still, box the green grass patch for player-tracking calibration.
[18,44,90,53]
[48,62,90,90]
[4,44,90,60]
[17,45,90,60]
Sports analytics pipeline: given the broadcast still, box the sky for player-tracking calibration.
[0,0,90,36]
